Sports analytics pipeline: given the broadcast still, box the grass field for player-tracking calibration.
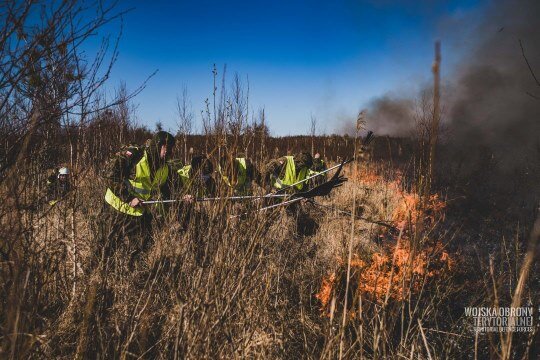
[1,1,539,357]
[2,148,538,358]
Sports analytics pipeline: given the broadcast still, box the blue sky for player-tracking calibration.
[91,0,485,135]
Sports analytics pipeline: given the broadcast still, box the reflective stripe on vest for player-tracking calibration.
[273,156,308,191]
[105,150,169,216]
[105,188,144,216]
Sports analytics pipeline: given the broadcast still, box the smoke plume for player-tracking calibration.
[361,0,540,217]
[447,0,540,170]
[364,96,416,137]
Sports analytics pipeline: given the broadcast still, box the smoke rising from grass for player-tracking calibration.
[378,0,538,164]
[338,96,416,136]
[351,0,540,215]
[363,96,416,137]
[445,0,540,172]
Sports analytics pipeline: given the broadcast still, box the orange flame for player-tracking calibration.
[316,181,451,316]
[316,241,455,316]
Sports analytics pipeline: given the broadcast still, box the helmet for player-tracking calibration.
[152,131,176,148]
[58,167,69,176]
[314,153,321,159]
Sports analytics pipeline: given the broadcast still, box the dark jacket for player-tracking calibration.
[102,145,172,204]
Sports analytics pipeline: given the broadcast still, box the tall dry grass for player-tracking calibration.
[2,152,537,358]
[0,3,537,356]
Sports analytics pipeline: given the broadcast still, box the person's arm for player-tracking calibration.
[46,178,57,203]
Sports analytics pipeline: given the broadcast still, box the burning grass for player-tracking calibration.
[316,169,453,315]
[316,240,455,313]
[2,158,537,358]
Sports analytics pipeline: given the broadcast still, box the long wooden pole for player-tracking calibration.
[428,41,441,197]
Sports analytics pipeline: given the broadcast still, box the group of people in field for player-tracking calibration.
[46,130,328,267]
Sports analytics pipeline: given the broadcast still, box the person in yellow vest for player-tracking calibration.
[217,154,260,195]
[173,154,216,266]
[263,152,319,236]
[173,154,216,227]
[175,154,216,198]
[99,131,176,265]
[263,152,313,193]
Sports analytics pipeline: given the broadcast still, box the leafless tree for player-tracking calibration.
[0,1,149,356]
[310,114,317,154]
[176,86,194,163]
[0,0,158,176]
[229,72,248,153]
[257,107,268,161]
[115,81,131,145]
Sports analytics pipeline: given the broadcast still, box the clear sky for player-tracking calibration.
[91,0,485,135]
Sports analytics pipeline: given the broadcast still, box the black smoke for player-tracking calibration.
[358,0,540,223]
[442,0,539,221]
[364,96,416,136]
[447,0,540,168]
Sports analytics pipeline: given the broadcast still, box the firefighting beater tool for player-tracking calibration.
[141,193,287,205]
[231,160,348,218]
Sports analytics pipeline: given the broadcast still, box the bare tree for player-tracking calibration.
[176,87,194,163]
[229,72,248,153]
[201,99,211,153]
[115,81,130,145]
[310,114,317,155]
[258,107,268,161]
[0,1,144,356]
[0,0,157,176]
[214,64,227,159]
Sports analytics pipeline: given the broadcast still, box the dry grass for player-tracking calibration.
[1,158,538,359]
[2,96,533,360]
[1,1,537,357]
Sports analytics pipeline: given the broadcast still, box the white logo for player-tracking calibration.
[464,307,534,333]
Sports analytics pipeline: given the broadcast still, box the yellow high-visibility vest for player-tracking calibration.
[177,164,191,186]
[105,150,169,216]
[219,157,248,193]
[177,164,215,197]
[272,156,308,191]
